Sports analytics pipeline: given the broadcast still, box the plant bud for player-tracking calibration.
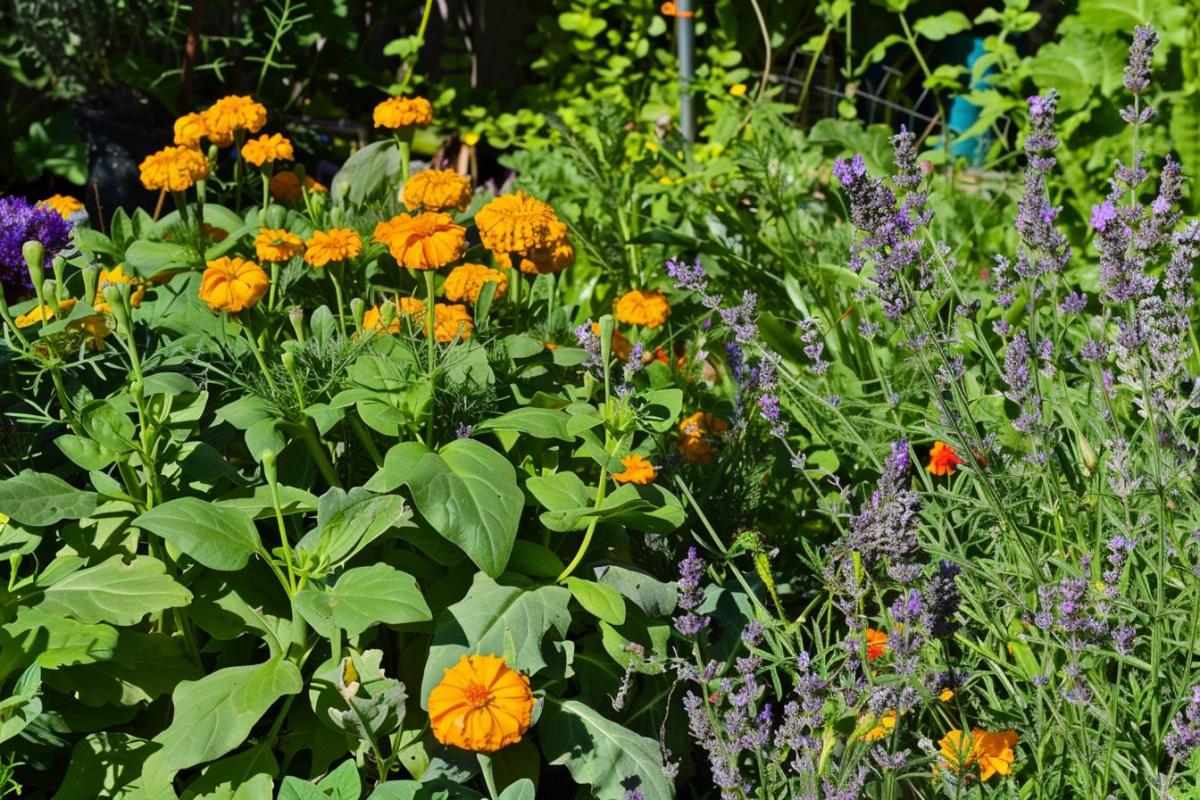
[22,241,45,289]
[350,298,365,330]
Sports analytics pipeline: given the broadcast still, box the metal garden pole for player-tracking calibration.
[676,0,695,142]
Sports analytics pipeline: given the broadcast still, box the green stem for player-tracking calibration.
[555,464,609,584]
[476,753,500,800]
[299,420,342,489]
[397,0,436,94]
[241,315,278,394]
[329,265,348,335]
[424,270,437,445]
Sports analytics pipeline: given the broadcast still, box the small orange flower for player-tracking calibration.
[269,171,303,201]
[373,212,467,270]
[362,298,425,334]
[173,112,208,147]
[254,228,304,262]
[202,95,267,147]
[938,728,1018,782]
[866,628,888,661]
[433,303,474,342]
[93,266,146,314]
[927,441,964,477]
[678,411,727,465]
[241,133,294,167]
[940,688,956,702]
[138,146,210,192]
[615,289,671,329]
[373,96,434,129]
[493,217,575,275]
[613,454,656,484]
[404,168,473,212]
[15,298,77,328]
[443,263,508,303]
[38,195,84,219]
[304,228,362,267]
[428,654,533,753]
[474,191,559,255]
[199,257,269,313]
[863,710,896,742]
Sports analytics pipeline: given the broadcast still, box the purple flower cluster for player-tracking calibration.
[674,547,710,637]
[1013,92,1071,286]
[1002,331,1043,435]
[843,440,922,584]
[0,195,73,299]
[1165,685,1200,761]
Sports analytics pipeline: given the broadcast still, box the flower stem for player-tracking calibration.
[423,269,437,445]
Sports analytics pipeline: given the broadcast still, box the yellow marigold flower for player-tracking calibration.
[38,194,84,219]
[403,168,473,212]
[254,228,304,262]
[15,298,77,328]
[678,411,727,465]
[443,263,508,303]
[373,212,467,270]
[93,266,146,314]
[474,191,559,255]
[863,711,896,743]
[373,95,434,129]
[433,303,474,342]
[940,688,956,702]
[241,133,294,167]
[199,257,269,313]
[304,228,363,268]
[613,454,656,485]
[173,112,208,147]
[71,314,112,351]
[202,94,267,147]
[493,217,575,275]
[428,654,533,753]
[138,146,209,192]
[938,728,1018,782]
[614,289,671,329]
[729,83,748,97]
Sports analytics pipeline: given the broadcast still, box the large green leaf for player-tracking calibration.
[135,498,263,571]
[473,408,572,441]
[294,563,431,637]
[51,732,161,800]
[366,440,522,576]
[420,574,570,704]
[332,140,402,207]
[1,606,118,674]
[0,664,41,744]
[0,470,96,526]
[37,555,191,626]
[1028,29,1124,110]
[542,700,674,799]
[297,487,413,569]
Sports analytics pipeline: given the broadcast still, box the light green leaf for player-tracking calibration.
[912,11,971,40]
[295,563,430,637]
[0,470,97,526]
[473,408,572,440]
[565,578,626,625]
[135,498,263,571]
[2,606,118,672]
[297,487,412,568]
[51,732,161,800]
[37,555,191,626]
[0,664,41,744]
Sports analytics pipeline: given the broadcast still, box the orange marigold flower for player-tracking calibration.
[613,454,656,484]
[940,688,956,702]
[443,263,508,303]
[254,228,304,262]
[866,627,889,661]
[678,411,727,465]
[404,168,473,212]
[863,710,896,743]
[93,266,146,314]
[241,133,294,167]
[15,298,77,328]
[938,728,1018,782]
[614,289,671,328]
[475,191,559,255]
[373,96,434,129]
[493,217,575,275]
[304,228,363,267]
[202,95,267,147]
[138,145,209,192]
[374,212,467,270]
[927,440,964,476]
[173,112,208,147]
[269,171,302,201]
[38,194,84,219]
[363,298,425,334]
[433,303,473,342]
[428,654,533,753]
[306,176,328,193]
[199,257,269,313]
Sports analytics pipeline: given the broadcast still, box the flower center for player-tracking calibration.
[464,682,492,709]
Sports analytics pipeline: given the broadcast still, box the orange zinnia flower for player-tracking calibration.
[613,454,656,485]
[678,411,727,465]
[304,228,362,267]
[443,263,508,303]
[614,289,671,329]
[254,228,304,262]
[139,146,210,192]
[866,628,888,661]
[202,95,267,146]
[373,96,434,129]
[403,168,473,212]
[92,266,146,314]
[432,303,473,342]
[199,257,269,313]
[241,133,294,167]
[38,194,84,219]
[938,728,1018,782]
[474,191,559,255]
[373,212,467,270]
[927,441,964,476]
[428,654,533,753]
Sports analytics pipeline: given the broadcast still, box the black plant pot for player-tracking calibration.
[74,103,167,225]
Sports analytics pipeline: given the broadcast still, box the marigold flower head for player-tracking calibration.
[202,95,267,147]
[866,628,888,661]
[269,170,325,202]
[614,289,671,328]
[443,263,507,303]
[678,411,727,465]
[373,212,467,270]
[173,112,208,147]
[938,728,1018,782]
[404,168,473,212]
[729,83,748,97]
[304,228,362,267]
[15,297,77,328]
[613,454,656,484]
[241,133,294,167]
[475,191,559,255]
[93,266,146,314]
[373,96,434,129]
[38,195,84,219]
[139,146,210,192]
[433,303,473,342]
[863,710,896,743]
[254,228,304,262]
[927,440,964,477]
[428,654,533,753]
[493,217,575,275]
[199,257,269,313]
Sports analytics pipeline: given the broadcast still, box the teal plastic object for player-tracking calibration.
[949,37,993,164]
